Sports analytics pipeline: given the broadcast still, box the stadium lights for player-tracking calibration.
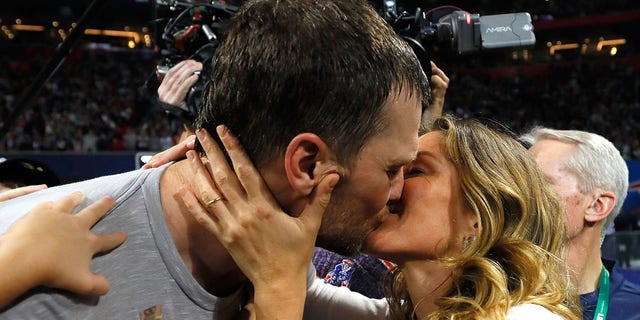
[597,38,626,51]
[84,29,141,44]
[3,21,147,47]
[547,37,626,55]
[12,24,44,31]
[548,42,579,55]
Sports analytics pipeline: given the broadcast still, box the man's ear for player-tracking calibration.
[585,191,616,223]
[284,133,338,197]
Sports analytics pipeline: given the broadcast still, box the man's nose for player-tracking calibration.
[388,167,404,201]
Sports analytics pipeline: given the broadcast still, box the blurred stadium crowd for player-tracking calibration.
[1,48,639,160]
[0,49,182,153]
[446,59,640,160]
[1,0,639,159]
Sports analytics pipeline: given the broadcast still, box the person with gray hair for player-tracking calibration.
[523,127,640,320]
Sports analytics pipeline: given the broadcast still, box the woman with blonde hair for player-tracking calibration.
[372,116,580,319]
[180,115,581,319]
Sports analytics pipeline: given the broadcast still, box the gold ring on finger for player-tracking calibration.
[206,196,223,208]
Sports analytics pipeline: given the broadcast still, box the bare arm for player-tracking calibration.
[0,192,127,308]
[422,61,449,127]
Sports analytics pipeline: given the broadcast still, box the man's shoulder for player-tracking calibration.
[606,260,640,320]
[0,166,164,233]
[607,259,640,297]
[613,271,640,298]
[608,280,640,320]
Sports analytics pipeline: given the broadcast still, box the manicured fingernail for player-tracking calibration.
[186,150,195,161]
[196,129,206,141]
[185,136,196,149]
[329,180,338,189]
[177,187,188,199]
[216,125,227,138]
[72,191,85,201]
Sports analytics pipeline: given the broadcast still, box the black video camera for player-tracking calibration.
[148,0,240,124]
[149,1,535,123]
[379,2,536,55]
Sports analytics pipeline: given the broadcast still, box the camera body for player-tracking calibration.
[428,11,536,54]
[150,0,239,123]
[150,0,536,121]
[379,2,536,56]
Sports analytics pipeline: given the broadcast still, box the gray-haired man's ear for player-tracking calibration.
[585,192,615,223]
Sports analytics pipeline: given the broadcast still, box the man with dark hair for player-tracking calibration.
[193,0,429,256]
[0,0,429,318]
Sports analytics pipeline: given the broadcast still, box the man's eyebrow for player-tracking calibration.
[384,159,408,170]
[391,151,417,167]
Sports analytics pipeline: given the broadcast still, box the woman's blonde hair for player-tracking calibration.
[385,116,581,320]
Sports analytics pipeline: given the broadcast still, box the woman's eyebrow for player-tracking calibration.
[415,150,442,165]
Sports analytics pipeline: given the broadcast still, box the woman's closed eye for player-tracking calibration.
[404,168,423,178]
[404,162,434,178]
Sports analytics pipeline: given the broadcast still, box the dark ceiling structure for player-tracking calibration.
[2,0,154,29]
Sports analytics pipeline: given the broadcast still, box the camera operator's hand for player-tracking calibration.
[423,61,449,126]
[158,60,203,107]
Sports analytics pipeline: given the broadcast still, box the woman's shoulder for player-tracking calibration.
[506,303,564,320]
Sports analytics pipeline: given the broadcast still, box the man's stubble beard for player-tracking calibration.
[314,192,369,257]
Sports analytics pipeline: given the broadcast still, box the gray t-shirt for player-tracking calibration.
[0,165,243,320]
